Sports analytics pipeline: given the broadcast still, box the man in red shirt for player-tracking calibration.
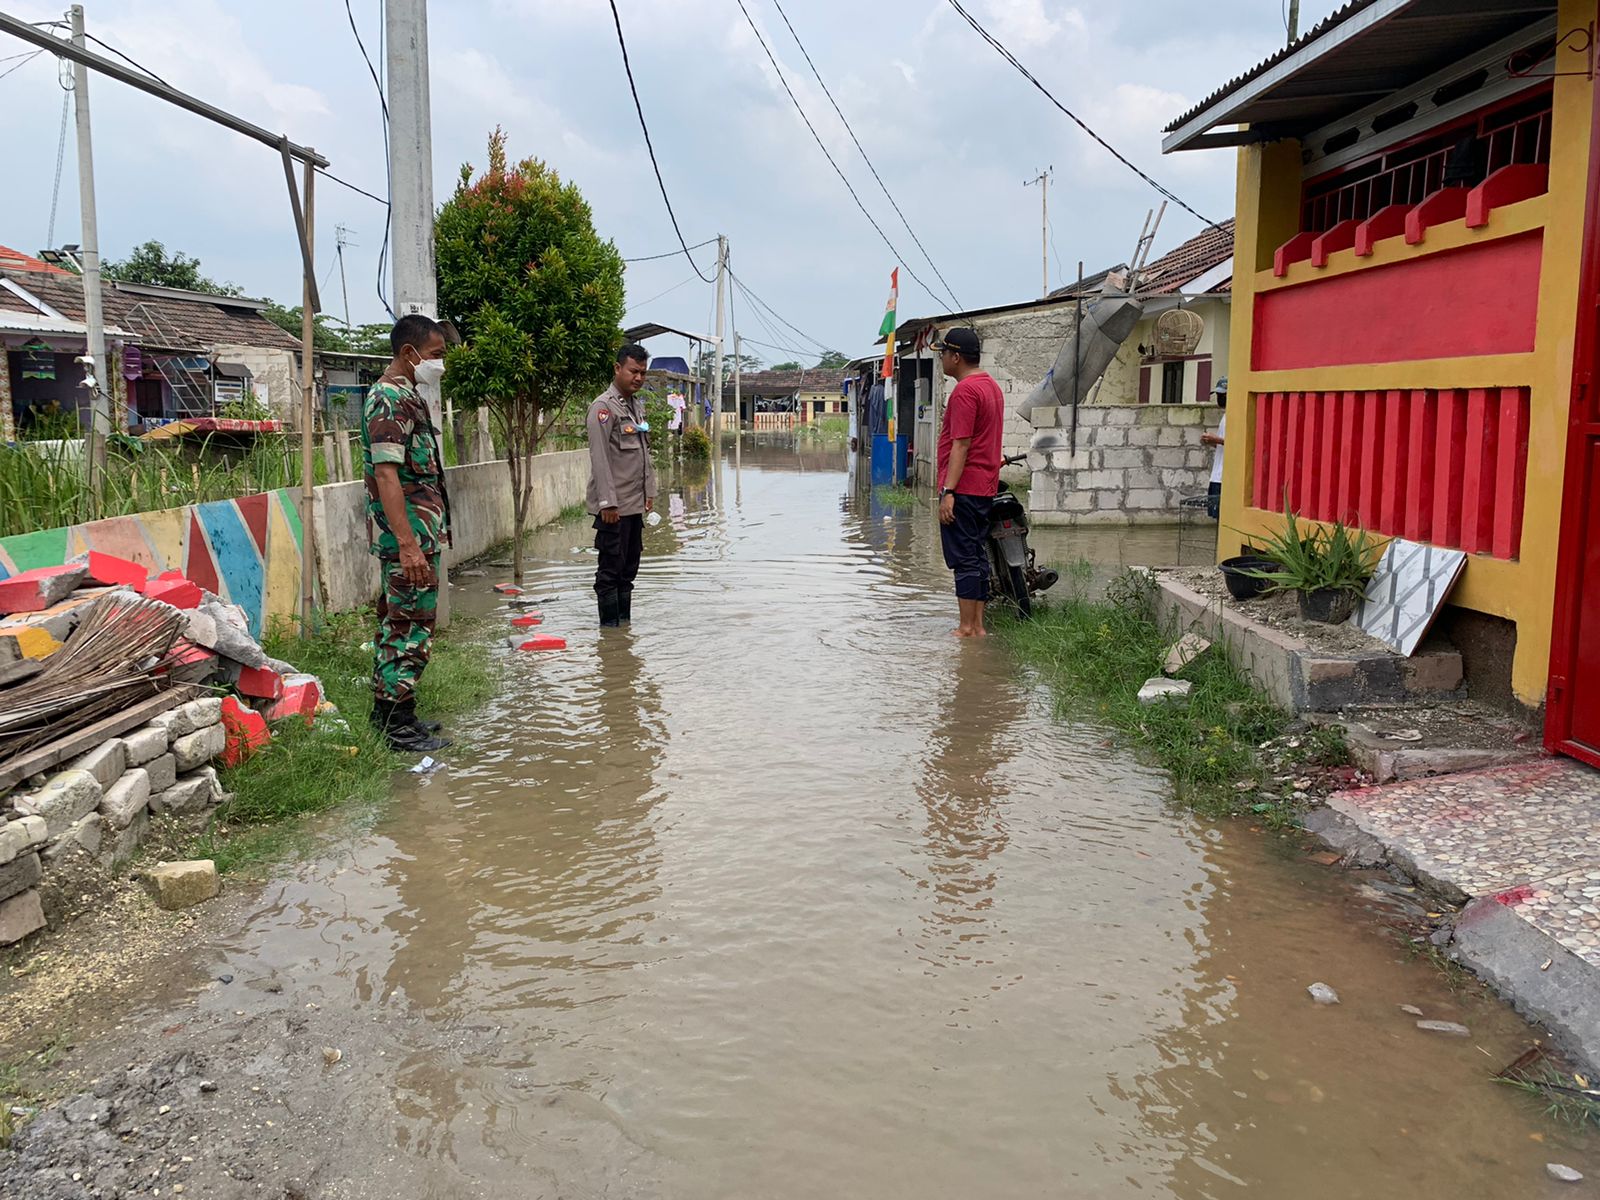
[934,326,1005,637]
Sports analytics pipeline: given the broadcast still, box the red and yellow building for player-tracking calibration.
[1166,0,1600,761]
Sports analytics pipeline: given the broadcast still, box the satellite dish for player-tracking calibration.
[1153,308,1204,357]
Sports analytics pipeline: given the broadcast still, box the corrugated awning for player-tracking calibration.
[1163,0,1557,153]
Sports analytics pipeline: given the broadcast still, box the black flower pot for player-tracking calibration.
[1298,587,1357,624]
[1219,554,1279,601]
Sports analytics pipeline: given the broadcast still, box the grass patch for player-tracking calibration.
[1496,1065,1600,1130]
[801,415,850,440]
[0,1036,68,1148]
[873,483,919,510]
[557,501,588,524]
[997,567,1341,825]
[193,607,495,874]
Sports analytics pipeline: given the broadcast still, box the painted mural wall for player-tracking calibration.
[0,490,303,638]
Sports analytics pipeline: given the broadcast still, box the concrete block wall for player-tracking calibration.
[1027,403,1223,525]
[0,697,231,945]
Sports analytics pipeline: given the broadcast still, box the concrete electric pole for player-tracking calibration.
[385,0,436,321]
[1288,0,1300,41]
[1025,167,1051,298]
[69,5,109,494]
[733,330,742,473]
[712,234,728,444]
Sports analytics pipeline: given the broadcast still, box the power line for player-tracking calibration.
[624,273,701,315]
[46,72,70,249]
[0,48,42,82]
[728,267,833,355]
[345,0,395,318]
[623,237,718,264]
[606,0,716,285]
[765,0,961,312]
[732,0,951,309]
[85,32,169,86]
[943,0,1216,228]
[317,168,388,207]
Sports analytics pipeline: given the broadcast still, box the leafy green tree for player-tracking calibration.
[814,350,849,369]
[104,240,243,296]
[435,130,625,582]
[770,360,802,371]
[264,304,390,356]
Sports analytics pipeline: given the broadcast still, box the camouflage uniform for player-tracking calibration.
[362,378,450,704]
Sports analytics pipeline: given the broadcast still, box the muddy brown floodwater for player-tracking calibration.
[8,437,1599,1198]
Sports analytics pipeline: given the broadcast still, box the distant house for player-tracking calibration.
[723,367,848,428]
[0,251,301,439]
[887,221,1234,520]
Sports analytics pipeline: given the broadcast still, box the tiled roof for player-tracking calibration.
[1163,0,1381,133]
[721,367,848,394]
[0,271,300,352]
[1137,220,1235,294]
[0,245,72,275]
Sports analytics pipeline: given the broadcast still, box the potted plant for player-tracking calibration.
[1242,511,1383,623]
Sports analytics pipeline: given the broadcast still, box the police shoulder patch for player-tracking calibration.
[597,409,611,422]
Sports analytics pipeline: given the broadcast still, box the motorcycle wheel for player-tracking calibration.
[989,543,1032,618]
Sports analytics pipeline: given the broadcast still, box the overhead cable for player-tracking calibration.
[607,0,716,284]
[85,32,169,86]
[624,273,701,316]
[729,267,833,355]
[733,0,951,309]
[344,0,395,317]
[944,0,1215,227]
[624,237,718,264]
[766,0,961,311]
[317,169,389,207]
[0,48,42,82]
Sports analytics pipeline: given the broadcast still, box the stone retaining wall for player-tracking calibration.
[1027,403,1223,525]
[0,696,230,944]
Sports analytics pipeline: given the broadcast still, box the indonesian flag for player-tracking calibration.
[879,268,898,380]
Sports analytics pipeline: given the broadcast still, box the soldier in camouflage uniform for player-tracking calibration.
[362,314,453,753]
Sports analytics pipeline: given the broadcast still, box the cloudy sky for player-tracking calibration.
[0,0,1344,365]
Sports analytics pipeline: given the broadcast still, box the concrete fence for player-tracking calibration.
[1027,403,1223,525]
[0,451,590,625]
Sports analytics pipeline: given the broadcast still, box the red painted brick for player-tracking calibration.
[0,564,88,614]
[236,664,284,700]
[86,550,148,589]
[221,696,271,767]
[264,677,323,727]
[517,635,567,651]
[143,576,203,609]
[510,614,543,628]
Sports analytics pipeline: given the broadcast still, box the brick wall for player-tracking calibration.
[1027,403,1223,524]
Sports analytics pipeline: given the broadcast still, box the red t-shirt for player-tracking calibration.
[937,372,1005,495]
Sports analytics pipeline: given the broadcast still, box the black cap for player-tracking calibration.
[933,326,981,360]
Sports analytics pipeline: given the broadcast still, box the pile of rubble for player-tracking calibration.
[0,552,329,946]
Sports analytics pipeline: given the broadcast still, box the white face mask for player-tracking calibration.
[413,358,445,388]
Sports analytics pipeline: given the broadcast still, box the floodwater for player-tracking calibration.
[197,436,1594,1197]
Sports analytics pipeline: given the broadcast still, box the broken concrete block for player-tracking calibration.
[236,664,283,700]
[1137,677,1193,705]
[149,774,215,816]
[85,550,148,589]
[184,696,224,728]
[144,860,219,911]
[16,769,103,840]
[0,889,46,944]
[264,674,322,726]
[1163,632,1212,675]
[198,600,267,668]
[0,850,42,904]
[183,608,219,650]
[163,638,219,684]
[144,752,177,793]
[45,813,103,863]
[144,576,202,609]
[122,723,169,766]
[0,816,48,866]
[100,768,151,831]
[69,738,128,790]
[0,564,88,614]
[171,723,226,772]
[220,697,270,766]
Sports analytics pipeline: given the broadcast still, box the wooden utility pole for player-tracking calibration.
[1025,167,1052,297]
[299,159,317,628]
[68,5,108,499]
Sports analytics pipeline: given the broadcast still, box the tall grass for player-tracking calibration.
[0,435,330,538]
[999,567,1346,824]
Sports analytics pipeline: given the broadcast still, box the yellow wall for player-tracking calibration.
[1220,0,1595,706]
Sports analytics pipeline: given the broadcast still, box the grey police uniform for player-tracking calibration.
[586,385,657,625]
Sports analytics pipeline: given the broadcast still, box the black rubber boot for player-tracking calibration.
[618,590,632,624]
[598,590,622,628]
[385,699,451,753]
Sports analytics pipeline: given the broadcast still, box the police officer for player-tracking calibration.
[362,314,452,752]
[587,344,657,626]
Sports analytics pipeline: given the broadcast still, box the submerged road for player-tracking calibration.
[10,439,1597,1198]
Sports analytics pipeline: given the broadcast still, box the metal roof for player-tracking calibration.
[624,321,714,344]
[1163,0,1556,153]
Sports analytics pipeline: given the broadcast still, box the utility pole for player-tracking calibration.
[712,234,727,444]
[1024,167,1051,297]
[733,330,742,475]
[335,224,354,328]
[69,5,108,497]
[1288,0,1300,41]
[299,160,317,627]
[386,0,436,322]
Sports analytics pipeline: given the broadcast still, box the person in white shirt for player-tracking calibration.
[1201,377,1227,519]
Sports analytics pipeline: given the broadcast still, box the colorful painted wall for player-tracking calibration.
[1220,0,1595,706]
[0,490,303,638]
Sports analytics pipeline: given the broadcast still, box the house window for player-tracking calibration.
[1161,360,1185,405]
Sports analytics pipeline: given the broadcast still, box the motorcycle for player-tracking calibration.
[988,454,1059,618]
